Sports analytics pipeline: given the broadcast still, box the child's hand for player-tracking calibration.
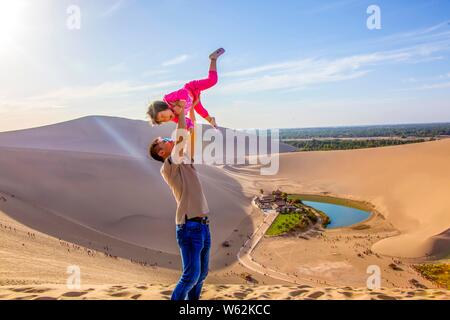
[208,116,217,128]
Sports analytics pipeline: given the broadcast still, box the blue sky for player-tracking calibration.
[0,0,449,131]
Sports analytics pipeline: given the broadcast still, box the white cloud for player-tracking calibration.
[141,69,170,78]
[101,0,128,18]
[419,81,450,90]
[220,52,422,93]
[162,54,190,67]
[108,61,129,73]
[30,80,182,102]
[219,40,450,94]
[373,20,450,46]
[305,0,359,14]
[0,80,184,114]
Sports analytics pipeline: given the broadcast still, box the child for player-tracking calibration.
[147,48,225,130]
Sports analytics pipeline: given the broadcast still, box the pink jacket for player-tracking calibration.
[163,88,195,129]
[163,85,211,130]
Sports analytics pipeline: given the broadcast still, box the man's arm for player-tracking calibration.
[172,106,188,161]
[189,100,197,160]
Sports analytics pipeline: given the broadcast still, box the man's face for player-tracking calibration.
[155,137,175,159]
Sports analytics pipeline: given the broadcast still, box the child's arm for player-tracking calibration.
[172,106,188,161]
[193,100,217,128]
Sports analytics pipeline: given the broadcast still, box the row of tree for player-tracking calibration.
[285,138,426,151]
[280,123,450,139]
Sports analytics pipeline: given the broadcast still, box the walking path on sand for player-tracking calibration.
[237,211,319,286]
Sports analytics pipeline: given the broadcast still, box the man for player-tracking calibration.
[148,103,211,300]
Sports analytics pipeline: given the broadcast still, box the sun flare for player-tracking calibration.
[0,0,27,44]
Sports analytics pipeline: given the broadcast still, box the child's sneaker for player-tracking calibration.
[209,48,225,60]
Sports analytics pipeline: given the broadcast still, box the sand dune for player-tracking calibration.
[0,117,265,265]
[0,116,448,299]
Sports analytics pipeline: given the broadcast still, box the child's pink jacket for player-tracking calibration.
[163,89,195,129]
[163,71,217,130]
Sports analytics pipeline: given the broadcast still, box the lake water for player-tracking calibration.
[303,201,371,228]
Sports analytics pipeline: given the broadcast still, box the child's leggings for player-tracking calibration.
[184,71,218,119]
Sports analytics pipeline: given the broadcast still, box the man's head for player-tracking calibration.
[149,137,175,162]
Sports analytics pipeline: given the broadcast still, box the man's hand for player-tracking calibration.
[174,100,187,108]
[173,105,183,116]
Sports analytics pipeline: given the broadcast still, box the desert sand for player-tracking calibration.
[245,139,450,259]
[0,116,449,299]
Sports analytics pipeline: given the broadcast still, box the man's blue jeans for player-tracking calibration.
[171,220,211,300]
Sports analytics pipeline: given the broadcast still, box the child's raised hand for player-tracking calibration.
[208,116,217,128]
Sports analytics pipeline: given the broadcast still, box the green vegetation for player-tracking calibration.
[289,196,327,226]
[284,138,426,151]
[265,195,330,236]
[266,212,309,236]
[305,210,318,224]
[414,263,450,289]
[280,123,450,139]
[278,123,450,152]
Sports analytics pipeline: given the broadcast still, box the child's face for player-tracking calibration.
[156,109,175,123]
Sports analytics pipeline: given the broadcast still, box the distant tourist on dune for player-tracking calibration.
[149,93,211,300]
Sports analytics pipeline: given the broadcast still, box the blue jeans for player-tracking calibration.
[171,220,211,300]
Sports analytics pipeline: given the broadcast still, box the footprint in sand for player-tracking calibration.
[160,290,172,296]
[131,294,141,300]
[234,292,248,299]
[10,287,33,293]
[61,291,88,297]
[13,295,38,300]
[341,291,353,298]
[308,291,325,299]
[377,294,397,300]
[25,288,51,294]
[289,290,309,297]
[109,291,131,298]
[136,286,148,290]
